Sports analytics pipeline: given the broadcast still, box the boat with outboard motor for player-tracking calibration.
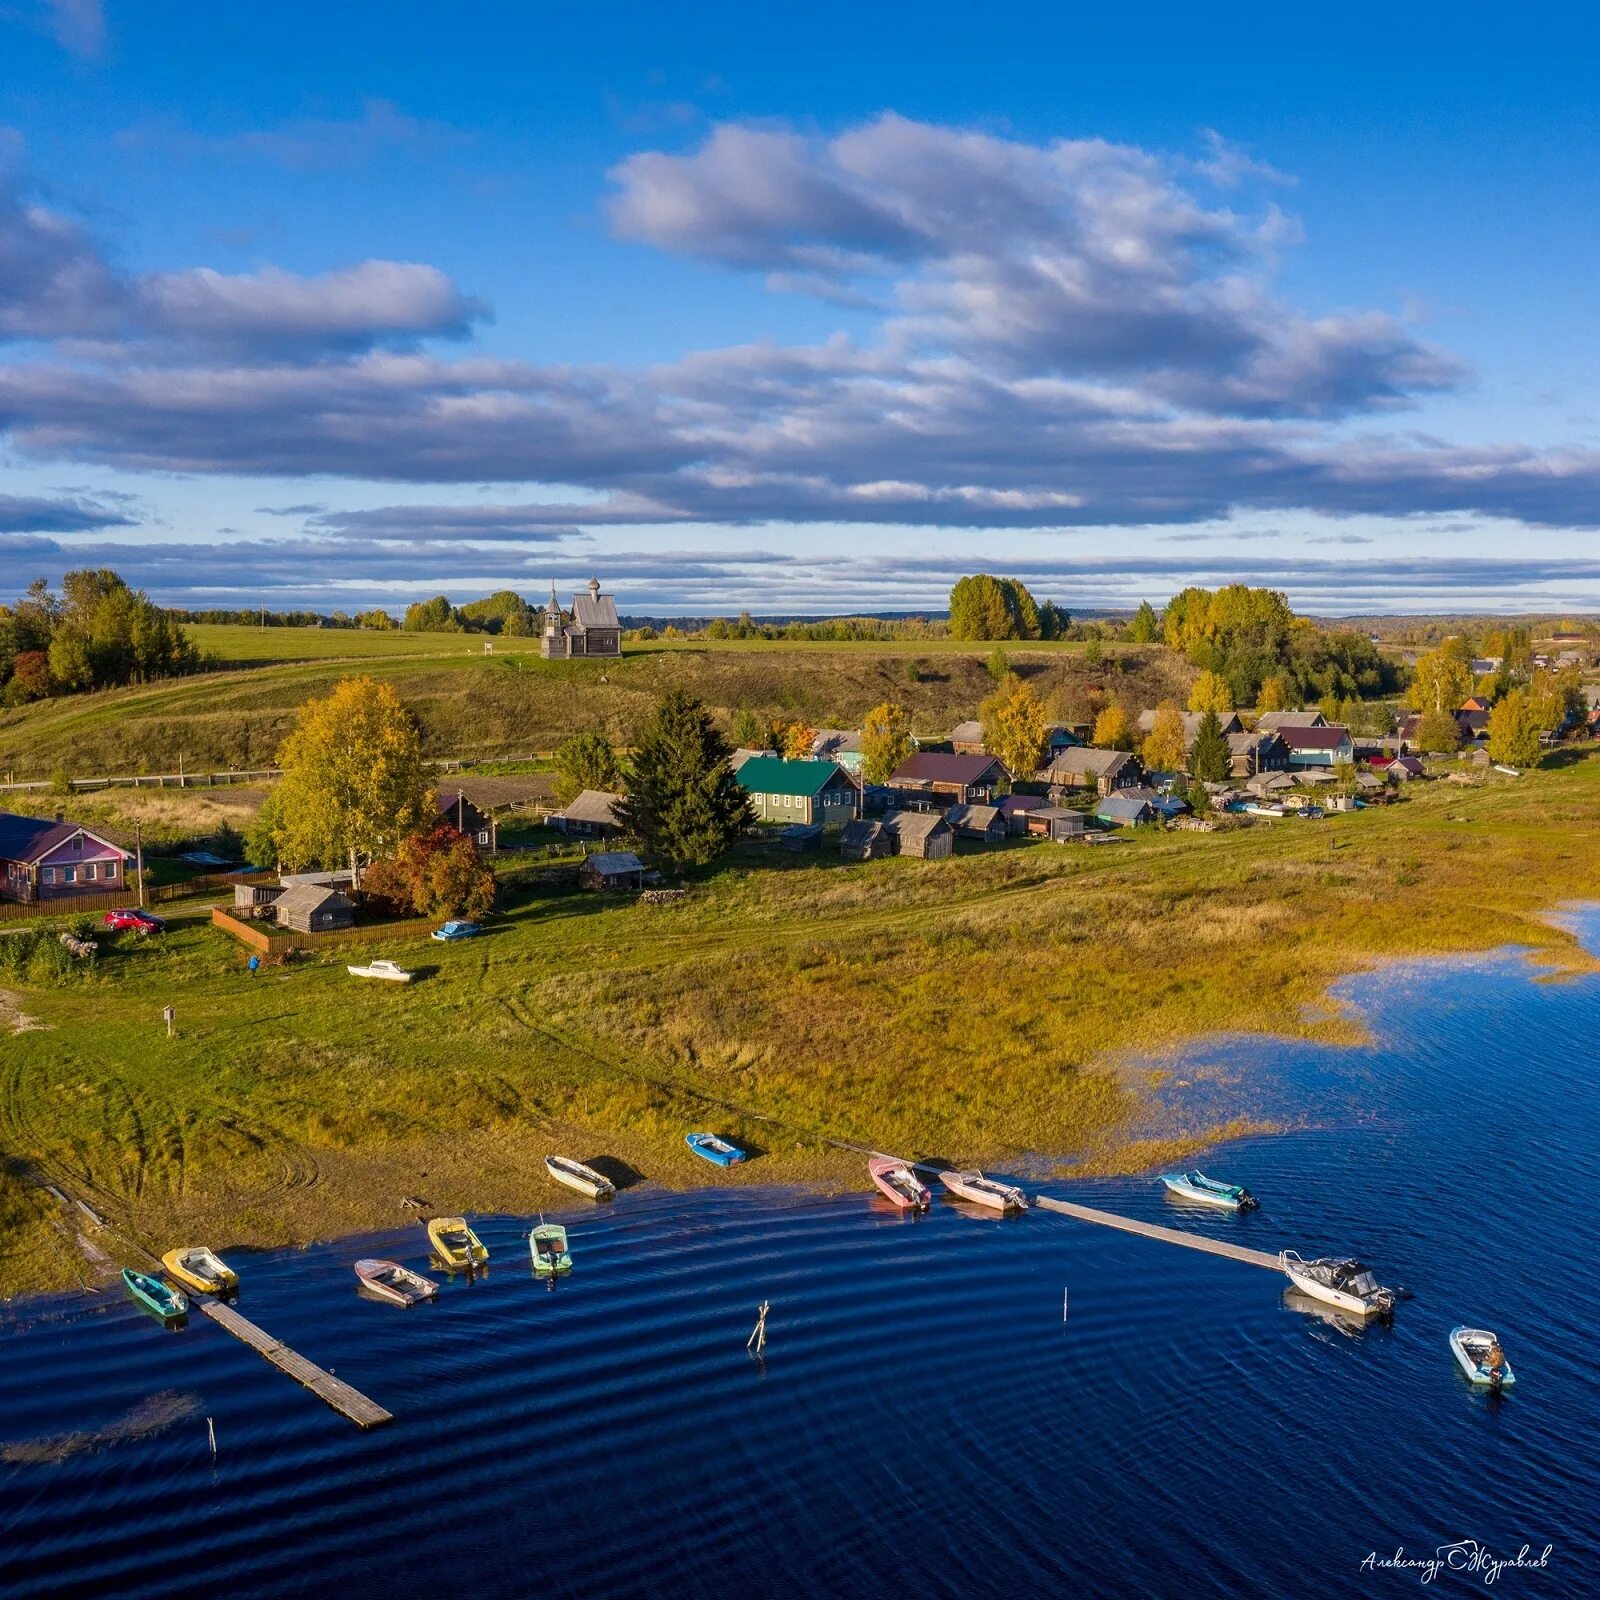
[1450,1326,1516,1389]
[1159,1171,1258,1210]
[1278,1251,1396,1318]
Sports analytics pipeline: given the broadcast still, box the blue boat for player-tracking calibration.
[1159,1171,1258,1211]
[122,1267,188,1321]
[685,1132,746,1167]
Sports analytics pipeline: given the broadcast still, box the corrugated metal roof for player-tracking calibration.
[890,751,1002,784]
[735,757,852,798]
[560,789,624,826]
[584,851,644,874]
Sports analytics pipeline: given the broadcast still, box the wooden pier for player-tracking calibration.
[199,1300,393,1430]
[1032,1194,1283,1270]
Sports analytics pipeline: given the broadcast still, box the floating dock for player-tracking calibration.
[1031,1194,1282,1270]
[199,1300,393,1430]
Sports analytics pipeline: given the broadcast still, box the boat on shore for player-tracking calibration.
[1278,1251,1395,1318]
[938,1169,1028,1213]
[122,1267,188,1321]
[685,1132,746,1168]
[427,1216,489,1270]
[347,959,413,982]
[868,1155,931,1210]
[1159,1172,1258,1211]
[1450,1326,1516,1389]
[545,1155,616,1200]
[161,1246,238,1295]
[355,1259,438,1305]
[530,1223,572,1275]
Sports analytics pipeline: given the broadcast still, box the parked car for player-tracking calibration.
[103,908,166,933]
[431,920,484,942]
[1296,805,1326,820]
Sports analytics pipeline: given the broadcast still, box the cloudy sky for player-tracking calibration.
[3,2,1600,616]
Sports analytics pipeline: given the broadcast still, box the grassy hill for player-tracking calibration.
[0,634,1189,781]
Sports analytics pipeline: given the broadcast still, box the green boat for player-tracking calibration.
[123,1267,188,1321]
[530,1223,572,1275]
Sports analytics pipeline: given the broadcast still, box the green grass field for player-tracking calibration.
[4,754,1599,1296]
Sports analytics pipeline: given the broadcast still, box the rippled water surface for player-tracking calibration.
[5,923,1599,1598]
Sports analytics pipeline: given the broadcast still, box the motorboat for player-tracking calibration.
[161,1246,238,1295]
[123,1267,188,1321]
[355,1258,438,1305]
[427,1216,489,1270]
[347,959,413,982]
[1279,1251,1395,1318]
[685,1132,745,1167]
[530,1223,572,1275]
[1450,1326,1516,1390]
[937,1169,1028,1213]
[1159,1171,1258,1211]
[868,1155,931,1210]
[545,1155,616,1200]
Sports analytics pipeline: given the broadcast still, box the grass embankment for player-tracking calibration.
[0,637,1183,781]
[3,755,1600,1296]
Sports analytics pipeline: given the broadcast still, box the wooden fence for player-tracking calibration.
[0,890,126,924]
[210,907,438,956]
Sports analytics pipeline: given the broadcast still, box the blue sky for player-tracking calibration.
[3,0,1600,615]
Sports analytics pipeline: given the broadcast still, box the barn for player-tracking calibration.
[272,884,355,933]
[880,811,955,860]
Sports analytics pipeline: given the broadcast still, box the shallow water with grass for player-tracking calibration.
[4,918,1599,1598]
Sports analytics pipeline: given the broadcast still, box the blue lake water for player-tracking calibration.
[4,921,1599,1598]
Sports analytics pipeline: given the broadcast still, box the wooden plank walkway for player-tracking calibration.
[199,1301,393,1430]
[1032,1194,1283,1270]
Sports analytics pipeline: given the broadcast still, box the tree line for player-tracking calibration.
[0,570,200,708]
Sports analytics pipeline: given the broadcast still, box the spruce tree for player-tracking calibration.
[617,690,754,869]
[1189,709,1231,784]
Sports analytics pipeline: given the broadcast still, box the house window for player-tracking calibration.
[83,863,95,881]
[104,861,118,878]
[42,867,55,884]
[63,867,76,883]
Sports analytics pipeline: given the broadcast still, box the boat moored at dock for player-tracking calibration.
[545,1155,616,1200]
[1159,1172,1259,1211]
[938,1170,1028,1213]
[1278,1251,1395,1318]
[122,1267,188,1321]
[161,1245,238,1295]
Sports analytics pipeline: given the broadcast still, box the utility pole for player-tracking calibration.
[135,822,145,908]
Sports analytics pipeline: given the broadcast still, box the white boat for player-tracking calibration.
[348,959,413,983]
[1279,1251,1395,1318]
[1450,1326,1516,1389]
[1159,1171,1258,1210]
[354,1258,438,1305]
[938,1169,1028,1212]
[545,1154,616,1200]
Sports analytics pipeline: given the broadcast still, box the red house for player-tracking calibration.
[0,813,132,903]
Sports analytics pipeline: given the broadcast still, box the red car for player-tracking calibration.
[103,908,165,933]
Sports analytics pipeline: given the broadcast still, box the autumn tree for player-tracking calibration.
[1091,702,1132,750]
[554,730,622,805]
[980,673,1047,777]
[1189,709,1231,784]
[1529,667,1584,733]
[1487,689,1543,768]
[266,676,432,881]
[362,824,496,919]
[617,690,753,869]
[1127,600,1160,644]
[948,575,1042,640]
[1141,703,1188,772]
[1407,639,1474,713]
[859,701,915,784]
[1413,710,1462,754]
[780,721,817,761]
[1255,674,1289,714]
[731,707,766,749]
[1188,670,1234,714]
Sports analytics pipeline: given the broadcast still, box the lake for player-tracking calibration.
[3,918,1598,1598]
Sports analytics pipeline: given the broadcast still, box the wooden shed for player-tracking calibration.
[779,823,823,853]
[880,810,955,860]
[557,789,626,839]
[839,818,890,861]
[1025,806,1091,841]
[272,883,355,933]
[944,802,1007,843]
[578,851,646,891]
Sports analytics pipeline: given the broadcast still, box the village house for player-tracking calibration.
[436,789,495,851]
[271,883,355,934]
[1135,709,1244,742]
[838,818,891,860]
[810,729,864,774]
[947,720,986,755]
[1228,731,1291,778]
[555,789,626,839]
[540,577,622,659]
[889,751,1007,807]
[735,757,862,826]
[1043,746,1144,797]
[944,802,1007,843]
[879,810,955,860]
[578,851,646,891]
[1096,793,1157,827]
[1276,725,1355,768]
[996,793,1047,835]
[1043,723,1083,756]
[0,813,131,903]
[1255,710,1326,733]
[1397,708,1487,751]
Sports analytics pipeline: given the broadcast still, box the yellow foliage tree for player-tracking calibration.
[780,720,817,761]
[1141,702,1188,771]
[981,673,1047,777]
[1407,640,1474,713]
[1091,701,1132,750]
[268,676,432,882]
[859,701,914,784]
[1256,674,1289,713]
[1188,670,1234,714]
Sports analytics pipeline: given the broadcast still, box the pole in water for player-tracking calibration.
[207,1416,217,1461]
[746,1299,770,1356]
[1062,1287,1069,1324]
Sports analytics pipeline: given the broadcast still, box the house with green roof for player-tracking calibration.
[734,757,862,827]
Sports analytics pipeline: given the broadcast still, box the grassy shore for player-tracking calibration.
[4,753,1600,1297]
